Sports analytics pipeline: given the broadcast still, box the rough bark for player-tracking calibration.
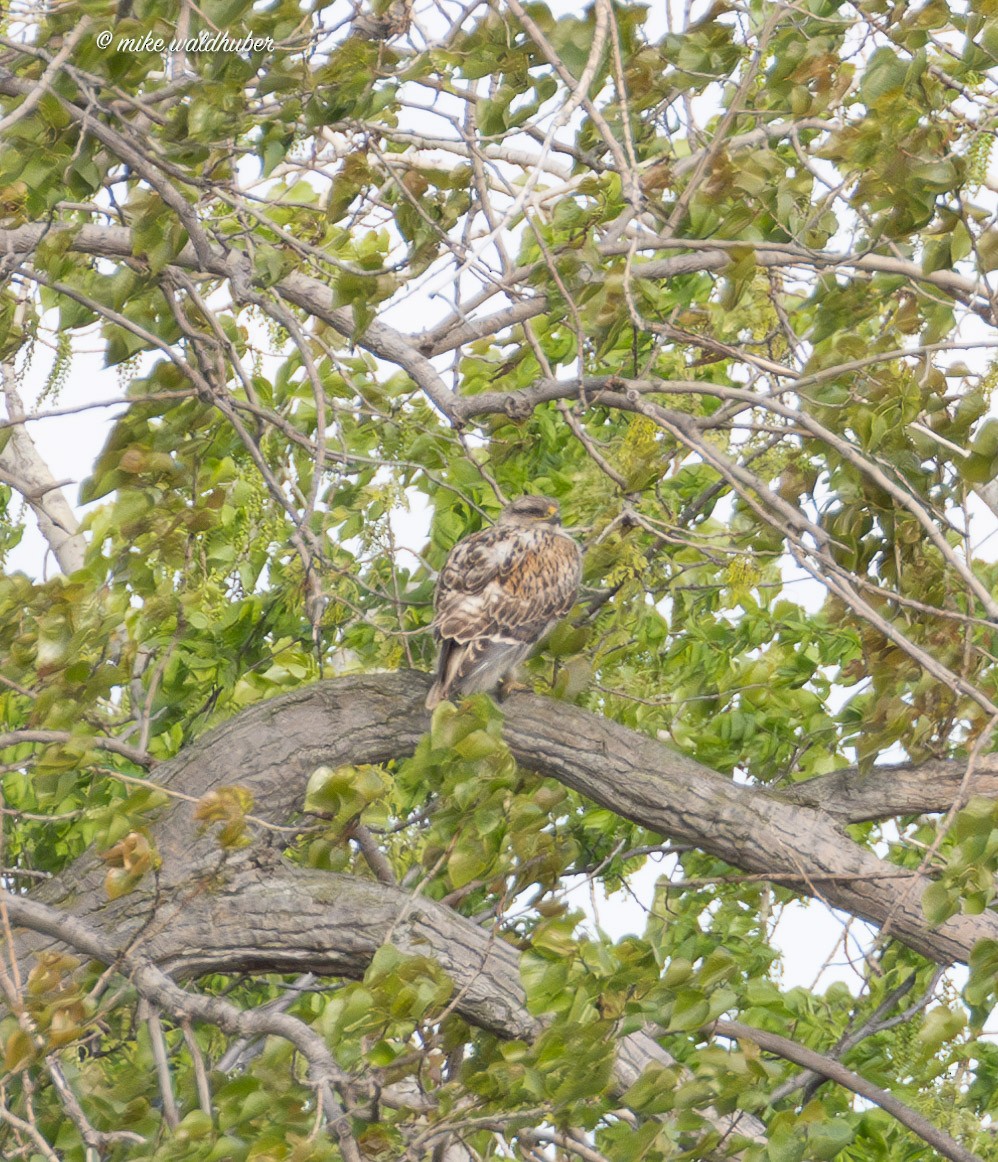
[13,672,995,973]
[5,680,773,1145]
[783,757,998,823]
[9,863,723,1101]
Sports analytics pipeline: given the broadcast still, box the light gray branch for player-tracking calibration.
[1,362,86,575]
[0,222,985,429]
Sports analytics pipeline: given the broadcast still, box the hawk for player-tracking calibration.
[425,495,582,710]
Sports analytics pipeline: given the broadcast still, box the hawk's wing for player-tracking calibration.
[434,524,580,644]
[426,523,581,707]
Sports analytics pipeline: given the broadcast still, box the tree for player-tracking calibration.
[1,0,997,1157]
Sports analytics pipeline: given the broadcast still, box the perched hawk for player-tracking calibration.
[425,496,582,710]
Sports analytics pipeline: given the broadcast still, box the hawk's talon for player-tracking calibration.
[497,675,531,700]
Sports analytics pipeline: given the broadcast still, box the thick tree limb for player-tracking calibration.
[496,688,998,965]
[784,758,998,823]
[22,670,998,1151]
[15,674,998,975]
[1,892,370,1152]
[4,851,765,1146]
[5,678,990,1154]
[3,669,990,1151]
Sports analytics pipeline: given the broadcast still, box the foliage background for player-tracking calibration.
[1,0,998,1158]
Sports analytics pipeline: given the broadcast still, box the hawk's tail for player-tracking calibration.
[426,638,530,711]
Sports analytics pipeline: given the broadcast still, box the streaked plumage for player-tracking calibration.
[425,496,582,709]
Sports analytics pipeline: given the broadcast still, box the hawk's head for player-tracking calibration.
[499,495,563,528]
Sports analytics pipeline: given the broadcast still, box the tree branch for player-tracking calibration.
[0,223,984,429]
[6,675,993,1159]
[3,864,765,1147]
[783,757,998,823]
[1,333,86,576]
[711,1018,983,1162]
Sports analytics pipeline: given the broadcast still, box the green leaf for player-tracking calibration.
[917,1004,965,1052]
